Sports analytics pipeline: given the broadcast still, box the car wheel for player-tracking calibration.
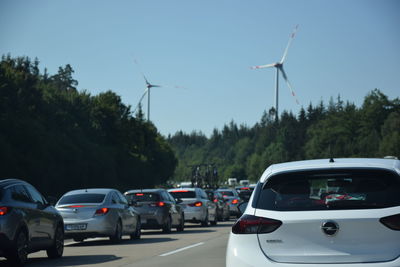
[47,225,64,258]
[110,220,123,243]
[9,229,29,265]
[176,213,185,232]
[130,219,141,240]
[162,216,172,233]
[201,211,209,227]
[210,212,218,226]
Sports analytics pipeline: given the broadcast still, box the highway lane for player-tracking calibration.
[0,220,233,267]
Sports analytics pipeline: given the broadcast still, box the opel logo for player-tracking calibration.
[321,221,339,236]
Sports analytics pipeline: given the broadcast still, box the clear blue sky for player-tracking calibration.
[1,0,399,137]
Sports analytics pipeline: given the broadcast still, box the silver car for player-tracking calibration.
[168,188,217,226]
[0,179,64,266]
[56,188,141,243]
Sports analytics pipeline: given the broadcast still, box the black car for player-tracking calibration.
[124,189,184,233]
[0,179,64,265]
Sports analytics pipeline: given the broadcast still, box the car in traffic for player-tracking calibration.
[0,179,64,265]
[168,188,217,226]
[124,189,184,233]
[226,158,400,267]
[56,188,141,243]
[235,186,254,202]
[205,189,230,221]
[216,188,242,217]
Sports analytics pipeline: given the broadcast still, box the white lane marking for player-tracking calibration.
[159,242,205,257]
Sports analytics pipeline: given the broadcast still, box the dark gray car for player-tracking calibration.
[0,179,64,266]
[124,189,184,233]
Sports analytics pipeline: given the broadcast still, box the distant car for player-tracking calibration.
[0,179,64,265]
[56,188,141,243]
[205,189,230,221]
[168,188,217,226]
[226,158,400,267]
[216,188,242,217]
[124,189,184,233]
[235,186,254,202]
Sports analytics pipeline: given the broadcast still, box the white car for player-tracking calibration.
[226,158,400,267]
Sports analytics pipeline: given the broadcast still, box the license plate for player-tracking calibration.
[65,223,87,231]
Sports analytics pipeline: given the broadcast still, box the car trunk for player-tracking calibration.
[57,204,100,220]
[255,209,400,264]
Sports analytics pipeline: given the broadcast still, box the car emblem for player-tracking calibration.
[321,221,339,236]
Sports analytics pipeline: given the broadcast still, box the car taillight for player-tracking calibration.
[213,198,218,203]
[66,205,89,208]
[150,201,165,207]
[0,206,9,216]
[232,214,282,234]
[94,208,109,216]
[380,214,400,231]
[188,201,202,207]
[231,199,239,204]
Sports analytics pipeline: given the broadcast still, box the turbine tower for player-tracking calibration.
[251,25,300,120]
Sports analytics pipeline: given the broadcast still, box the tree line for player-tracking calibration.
[0,55,177,197]
[167,90,400,183]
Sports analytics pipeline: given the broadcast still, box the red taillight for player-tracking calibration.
[135,193,144,196]
[0,206,9,216]
[150,201,165,207]
[380,214,400,231]
[188,201,202,207]
[231,199,239,204]
[232,215,282,234]
[213,198,218,203]
[171,190,189,193]
[66,205,88,208]
[94,208,109,216]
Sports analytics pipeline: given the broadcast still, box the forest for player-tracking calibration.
[1,55,399,196]
[167,89,400,184]
[0,55,177,197]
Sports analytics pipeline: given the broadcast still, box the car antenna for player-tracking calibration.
[328,143,334,163]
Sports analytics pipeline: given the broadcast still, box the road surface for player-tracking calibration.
[1,221,233,267]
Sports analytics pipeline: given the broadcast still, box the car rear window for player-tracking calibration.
[255,169,400,211]
[126,192,160,202]
[169,190,196,198]
[58,193,106,204]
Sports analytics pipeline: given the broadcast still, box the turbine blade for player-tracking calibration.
[280,24,299,64]
[133,88,149,113]
[279,67,300,105]
[134,58,151,85]
[250,63,277,70]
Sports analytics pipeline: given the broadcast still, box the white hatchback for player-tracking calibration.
[226,158,400,267]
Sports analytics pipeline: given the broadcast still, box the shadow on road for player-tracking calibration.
[0,255,121,267]
[67,236,177,247]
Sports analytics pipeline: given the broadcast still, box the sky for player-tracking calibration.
[1,0,399,137]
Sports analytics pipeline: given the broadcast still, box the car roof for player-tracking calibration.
[0,178,31,188]
[124,189,165,194]
[259,158,400,183]
[168,187,197,191]
[62,188,116,196]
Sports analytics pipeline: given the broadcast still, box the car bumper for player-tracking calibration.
[140,213,165,229]
[183,207,206,222]
[226,233,400,267]
[63,216,114,238]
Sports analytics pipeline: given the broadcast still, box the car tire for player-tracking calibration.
[110,220,123,243]
[162,216,172,233]
[210,213,218,226]
[130,219,141,240]
[9,228,29,266]
[46,225,64,259]
[176,213,185,232]
[201,211,209,227]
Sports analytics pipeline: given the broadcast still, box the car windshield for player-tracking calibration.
[256,169,400,211]
[58,193,106,204]
[126,192,160,202]
[169,190,196,199]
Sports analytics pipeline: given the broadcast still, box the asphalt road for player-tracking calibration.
[0,220,233,267]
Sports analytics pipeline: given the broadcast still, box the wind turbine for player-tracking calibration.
[251,25,300,120]
[132,59,185,122]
